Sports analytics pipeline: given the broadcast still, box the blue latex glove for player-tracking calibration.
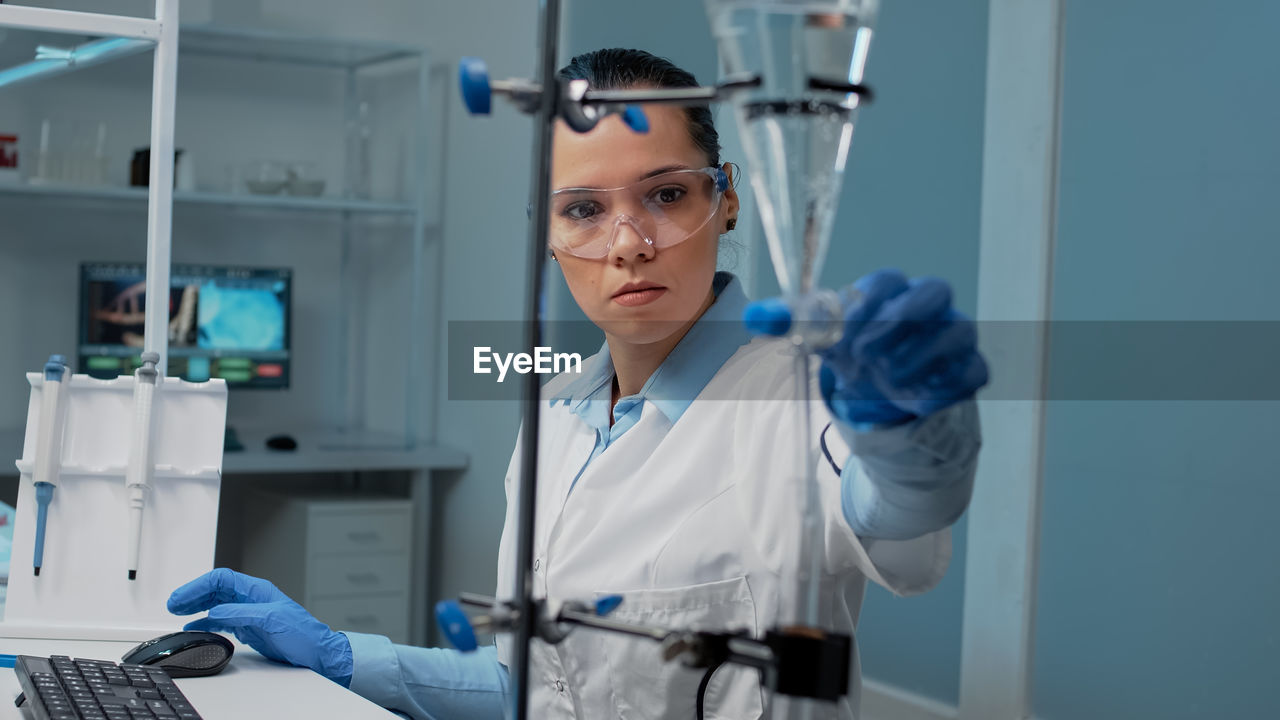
[745,269,989,426]
[168,567,354,686]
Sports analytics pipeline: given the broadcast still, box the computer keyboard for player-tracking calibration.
[14,655,203,720]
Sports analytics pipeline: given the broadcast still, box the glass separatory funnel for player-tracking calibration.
[706,2,879,719]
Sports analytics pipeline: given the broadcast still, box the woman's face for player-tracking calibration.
[550,104,739,348]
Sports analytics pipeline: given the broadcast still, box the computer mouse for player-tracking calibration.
[265,434,297,451]
[121,631,234,678]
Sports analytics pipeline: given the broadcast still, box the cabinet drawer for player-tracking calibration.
[311,594,410,644]
[308,553,409,597]
[308,509,410,555]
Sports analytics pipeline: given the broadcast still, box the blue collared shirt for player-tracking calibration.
[547,271,751,498]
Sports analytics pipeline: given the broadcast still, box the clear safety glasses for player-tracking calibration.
[549,167,730,259]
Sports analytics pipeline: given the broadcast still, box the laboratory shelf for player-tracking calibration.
[0,426,468,476]
[0,182,417,216]
[0,23,420,77]
[180,25,421,69]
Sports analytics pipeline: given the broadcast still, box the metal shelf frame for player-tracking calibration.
[0,3,447,646]
[0,0,180,377]
[0,6,438,450]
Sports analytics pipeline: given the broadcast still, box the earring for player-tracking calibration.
[726,219,737,232]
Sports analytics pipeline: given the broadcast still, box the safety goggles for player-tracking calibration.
[549,167,730,259]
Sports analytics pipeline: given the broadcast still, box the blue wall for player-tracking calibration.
[1034,1,1280,717]
[563,0,989,706]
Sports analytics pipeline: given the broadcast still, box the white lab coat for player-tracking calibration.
[494,335,954,719]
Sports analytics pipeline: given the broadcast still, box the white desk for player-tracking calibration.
[0,637,398,719]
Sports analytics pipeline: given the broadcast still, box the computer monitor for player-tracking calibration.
[79,262,292,389]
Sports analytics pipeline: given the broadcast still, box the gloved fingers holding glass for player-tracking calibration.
[747,268,989,426]
[168,567,354,686]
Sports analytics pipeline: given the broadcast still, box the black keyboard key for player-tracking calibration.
[137,689,162,699]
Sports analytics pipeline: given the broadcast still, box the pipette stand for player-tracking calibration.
[2,372,227,642]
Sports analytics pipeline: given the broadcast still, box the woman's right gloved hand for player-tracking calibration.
[168,567,354,686]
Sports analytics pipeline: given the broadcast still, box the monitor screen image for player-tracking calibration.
[79,263,292,388]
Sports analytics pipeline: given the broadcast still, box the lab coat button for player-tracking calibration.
[534,557,542,571]
[554,679,565,693]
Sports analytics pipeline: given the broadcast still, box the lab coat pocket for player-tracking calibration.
[599,575,764,720]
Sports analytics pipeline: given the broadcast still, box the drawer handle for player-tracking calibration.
[347,531,381,543]
[346,572,380,585]
[346,614,378,625]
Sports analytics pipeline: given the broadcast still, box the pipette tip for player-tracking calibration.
[128,570,137,581]
[33,566,40,576]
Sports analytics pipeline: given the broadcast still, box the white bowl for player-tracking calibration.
[246,179,286,195]
[286,179,326,197]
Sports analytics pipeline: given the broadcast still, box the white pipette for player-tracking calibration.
[125,352,160,581]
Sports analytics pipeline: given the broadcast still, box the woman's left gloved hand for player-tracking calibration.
[745,268,989,426]
[168,568,354,685]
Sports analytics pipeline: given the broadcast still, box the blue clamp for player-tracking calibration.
[594,594,624,617]
[621,105,649,134]
[459,57,492,116]
[435,600,478,652]
[44,354,68,382]
[743,298,793,336]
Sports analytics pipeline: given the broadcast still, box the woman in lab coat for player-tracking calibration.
[167,48,987,720]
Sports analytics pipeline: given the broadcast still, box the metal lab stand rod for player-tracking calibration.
[507,0,563,718]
